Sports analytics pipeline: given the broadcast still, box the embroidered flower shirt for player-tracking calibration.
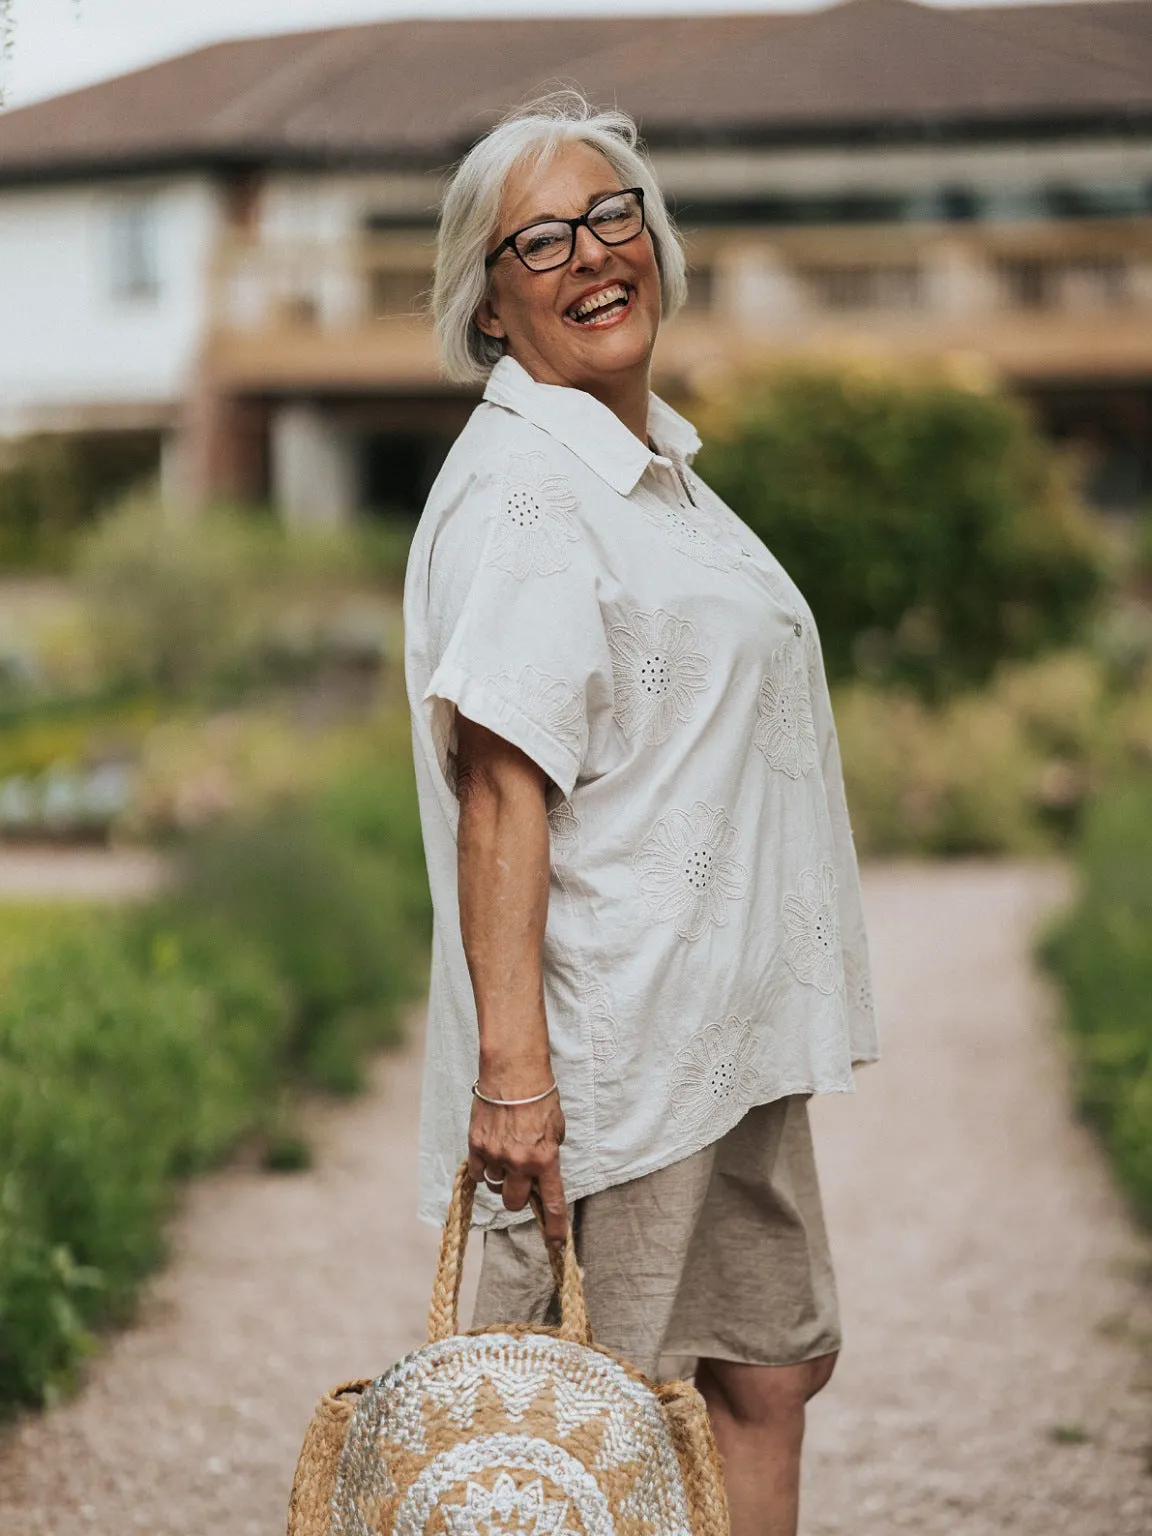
[404,355,879,1228]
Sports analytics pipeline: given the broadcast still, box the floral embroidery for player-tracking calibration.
[754,639,817,779]
[782,864,843,994]
[491,667,585,760]
[843,947,875,1019]
[634,492,741,572]
[488,453,580,579]
[633,802,749,940]
[668,1017,761,1142]
[442,1474,573,1536]
[547,800,580,857]
[580,975,619,1067]
[607,609,711,746]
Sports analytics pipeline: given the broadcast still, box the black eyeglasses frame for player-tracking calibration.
[484,187,647,273]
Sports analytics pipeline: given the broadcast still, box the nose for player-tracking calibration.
[569,222,608,272]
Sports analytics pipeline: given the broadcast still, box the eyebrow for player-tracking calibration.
[518,187,624,225]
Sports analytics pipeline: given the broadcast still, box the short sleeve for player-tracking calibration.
[422,450,612,800]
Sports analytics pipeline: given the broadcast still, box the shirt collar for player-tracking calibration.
[482,355,702,496]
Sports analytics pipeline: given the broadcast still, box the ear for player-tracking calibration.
[473,291,506,342]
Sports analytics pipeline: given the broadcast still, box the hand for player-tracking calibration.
[467,1084,568,1250]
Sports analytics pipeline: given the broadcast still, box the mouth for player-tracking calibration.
[565,282,634,328]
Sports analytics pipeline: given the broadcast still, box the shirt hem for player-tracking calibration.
[418,1074,858,1231]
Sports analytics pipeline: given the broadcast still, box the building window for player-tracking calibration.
[680,262,714,313]
[799,263,923,311]
[108,197,161,302]
[368,268,429,319]
[996,256,1130,312]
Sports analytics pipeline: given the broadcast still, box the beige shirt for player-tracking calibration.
[404,355,879,1228]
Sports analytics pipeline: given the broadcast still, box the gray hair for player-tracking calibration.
[433,90,687,386]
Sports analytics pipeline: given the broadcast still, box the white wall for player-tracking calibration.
[0,174,221,437]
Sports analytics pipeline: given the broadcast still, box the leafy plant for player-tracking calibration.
[695,365,1103,697]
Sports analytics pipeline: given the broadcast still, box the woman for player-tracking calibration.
[403,92,879,1536]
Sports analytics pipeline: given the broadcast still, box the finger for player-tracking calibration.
[466,1145,488,1184]
[534,1162,569,1250]
[501,1170,532,1213]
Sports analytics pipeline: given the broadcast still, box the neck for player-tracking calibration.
[579,368,651,447]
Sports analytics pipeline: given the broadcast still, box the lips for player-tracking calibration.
[566,282,632,325]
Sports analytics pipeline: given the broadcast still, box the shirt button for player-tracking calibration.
[793,620,803,637]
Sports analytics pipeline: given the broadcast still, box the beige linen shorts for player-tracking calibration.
[471,1094,841,1382]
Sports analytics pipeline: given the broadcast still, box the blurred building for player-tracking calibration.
[0,0,1150,520]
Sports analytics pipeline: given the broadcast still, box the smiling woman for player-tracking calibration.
[407,90,879,1536]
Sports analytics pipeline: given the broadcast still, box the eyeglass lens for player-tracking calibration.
[515,191,644,271]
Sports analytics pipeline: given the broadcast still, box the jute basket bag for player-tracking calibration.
[287,1161,729,1536]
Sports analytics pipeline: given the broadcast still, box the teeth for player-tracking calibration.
[570,284,628,320]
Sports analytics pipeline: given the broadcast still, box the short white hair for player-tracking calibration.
[433,90,687,386]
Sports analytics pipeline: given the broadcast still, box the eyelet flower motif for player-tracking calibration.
[442,1473,572,1536]
[668,1016,761,1142]
[547,799,580,857]
[488,453,580,579]
[634,493,741,572]
[633,801,749,940]
[607,608,712,746]
[843,946,875,1020]
[754,639,817,779]
[782,863,843,994]
[490,667,585,760]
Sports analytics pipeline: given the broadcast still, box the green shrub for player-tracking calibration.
[695,366,1103,697]
[1039,779,1152,1226]
[0,433,159,572]
[0,918,288,1408]
[75,498,264,697]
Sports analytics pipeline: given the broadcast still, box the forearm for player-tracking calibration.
[456,743,553,1092]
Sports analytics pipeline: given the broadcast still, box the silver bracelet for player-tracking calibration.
[471,1077,559,1107]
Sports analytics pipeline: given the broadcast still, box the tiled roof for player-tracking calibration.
[0,0,1150,181]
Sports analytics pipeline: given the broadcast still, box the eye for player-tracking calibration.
[519,227,567,258]
[590,199,631,227]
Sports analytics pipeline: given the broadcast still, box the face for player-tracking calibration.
[474,141,662,395]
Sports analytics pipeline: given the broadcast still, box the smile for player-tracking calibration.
[565,283,633,327]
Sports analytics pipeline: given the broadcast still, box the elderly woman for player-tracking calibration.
[403,93,878,1536]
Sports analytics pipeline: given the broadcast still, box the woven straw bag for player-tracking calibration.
[287,1161,729,1536]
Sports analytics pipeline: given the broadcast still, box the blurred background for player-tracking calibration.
[0,0,1151,1528]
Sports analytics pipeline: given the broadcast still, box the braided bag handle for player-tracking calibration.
[427,1161,591,1347]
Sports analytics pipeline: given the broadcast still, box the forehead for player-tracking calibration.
[498,141,622,228]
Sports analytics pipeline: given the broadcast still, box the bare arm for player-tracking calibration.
[455,711,567,1248]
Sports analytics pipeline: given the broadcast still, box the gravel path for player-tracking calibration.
[1,861,1149,1535]
[0,847,166,901]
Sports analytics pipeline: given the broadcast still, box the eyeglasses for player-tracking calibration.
[484,187,647,273]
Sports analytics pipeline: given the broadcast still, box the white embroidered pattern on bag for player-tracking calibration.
[754,638,818,778]
[667,1016,762,1142]
[633,801,749,940]
[547,799,580,858]
[441,1473,574,1536]
[607,608,712,745]
[331,1333,696,1536]
[782,863,843,994]
[489,453,580,578]
[490,666,585,761]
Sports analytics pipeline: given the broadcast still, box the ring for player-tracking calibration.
[484,1168,505,1189]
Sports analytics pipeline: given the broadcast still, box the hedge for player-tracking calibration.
[1038,779,1152,1227]
[694,366,1103,698]
[0,722,431,1413]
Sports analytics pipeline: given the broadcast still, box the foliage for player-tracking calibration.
[695,365,1103,697]
[0,711,431,1412]
[0,434,159,572]
[1038,778,1152,1228]
[0,915,288,1408]
[834,647,1152,857]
